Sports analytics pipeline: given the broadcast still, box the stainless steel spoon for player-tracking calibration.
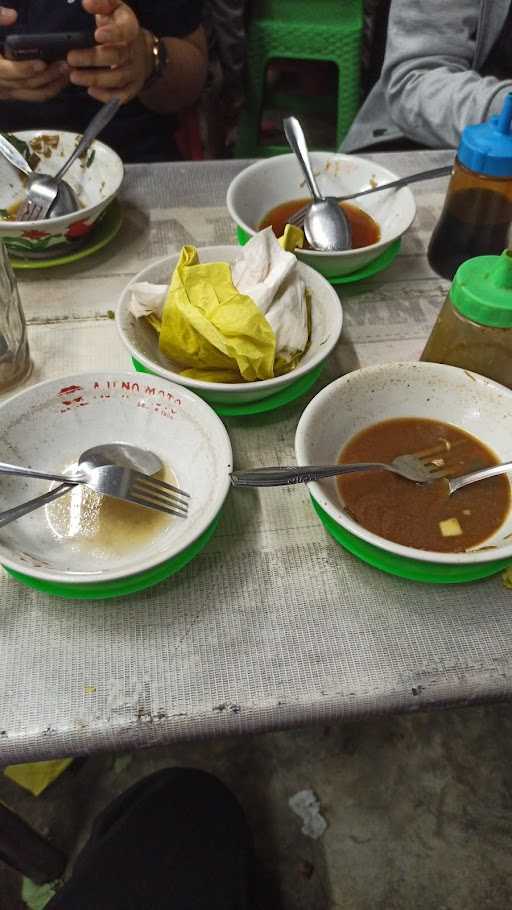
[0,133,79,218]
[283,116,351,251]
[0,443,162,528]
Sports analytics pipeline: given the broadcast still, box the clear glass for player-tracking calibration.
[0,242,31,393]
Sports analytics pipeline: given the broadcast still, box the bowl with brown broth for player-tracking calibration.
[295,362,512,583]
[227,152,416,278]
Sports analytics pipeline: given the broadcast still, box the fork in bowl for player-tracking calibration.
[286,164,454,229]
[230,443,512,489]
[0,460,189,526]
[230,448,450,487]
[17,100,120,222]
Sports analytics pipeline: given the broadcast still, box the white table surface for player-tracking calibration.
[0,150,509,764]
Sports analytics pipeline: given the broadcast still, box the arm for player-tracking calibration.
[383,0,512,147]
[139,26,207,114]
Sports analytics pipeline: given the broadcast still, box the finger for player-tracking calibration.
[5,76,68,102]
[82,0,121,17]
[69,62,131,88]
[3,62,69,90]
[0,6,17,25]
[95,6,138,44]
[0,57,49,81]
[67,43,129,68]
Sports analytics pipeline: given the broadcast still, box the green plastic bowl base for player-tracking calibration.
[131,358,323,416]
[311,498,509,584]
[4,516,220,601]
[235,227,401,285]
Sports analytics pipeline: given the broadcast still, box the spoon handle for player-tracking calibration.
[337,165,453,203]
[283,116,323,201]
[0,461,81,483]
[448,460,512,494]
[55,99,121,180]
[0,483,72,528]
[0,134,32,177]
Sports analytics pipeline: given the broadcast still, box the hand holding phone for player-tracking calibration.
[0,33,73,103]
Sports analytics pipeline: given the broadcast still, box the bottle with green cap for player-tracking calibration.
[421,249,512,387]
[428,93,512,280]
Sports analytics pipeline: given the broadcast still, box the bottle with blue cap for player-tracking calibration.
[428,93,512,280]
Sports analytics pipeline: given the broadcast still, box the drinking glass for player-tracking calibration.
[0,242,31,392]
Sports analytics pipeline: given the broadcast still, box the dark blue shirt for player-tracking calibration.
[0,0,204,162]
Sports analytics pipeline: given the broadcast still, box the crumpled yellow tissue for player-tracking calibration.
[158,245,276,383]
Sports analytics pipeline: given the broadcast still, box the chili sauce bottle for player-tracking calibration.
[421,248,512,388]
[428,94,512,280]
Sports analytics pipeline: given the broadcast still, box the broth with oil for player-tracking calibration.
[45,461,175,559]
[258,197,380,249]
[337,418,510,553]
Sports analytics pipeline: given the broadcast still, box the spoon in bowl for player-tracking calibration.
[283,116,351,251]
[0,443,162,528]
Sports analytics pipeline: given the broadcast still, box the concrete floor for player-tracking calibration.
[2,703,512,909]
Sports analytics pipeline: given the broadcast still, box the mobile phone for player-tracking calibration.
[4,32,95,62]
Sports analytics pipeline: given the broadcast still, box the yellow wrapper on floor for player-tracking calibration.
[158,246,277,383]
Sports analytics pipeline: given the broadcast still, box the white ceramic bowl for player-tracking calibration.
[116,245,343,405]
[226,152,416,278]
[0,130,123,258]
[0,372,232,586]
[295,362,512,568]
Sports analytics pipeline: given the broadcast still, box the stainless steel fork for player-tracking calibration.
[287,164,454,228]
[230,452,448,487]
[0,460,189,520]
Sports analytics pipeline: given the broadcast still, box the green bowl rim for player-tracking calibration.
[311,497,509,584]
[131,357,323,416]
[4,514,220,601]
[235,227,401,285]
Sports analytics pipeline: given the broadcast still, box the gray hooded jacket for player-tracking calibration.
[343,0,512,151]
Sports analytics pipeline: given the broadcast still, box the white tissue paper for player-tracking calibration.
[231,228,308,361]
[128,282,167,320]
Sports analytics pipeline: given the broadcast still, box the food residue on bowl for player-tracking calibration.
[45,461,175,559]
[258,198,380,250]
[337,417,510,553]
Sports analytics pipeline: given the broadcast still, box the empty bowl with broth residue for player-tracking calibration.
[0,372,232,598]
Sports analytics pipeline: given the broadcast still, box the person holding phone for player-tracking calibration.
[0,0,208,162]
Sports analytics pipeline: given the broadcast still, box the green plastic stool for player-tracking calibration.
[236,0,363,157]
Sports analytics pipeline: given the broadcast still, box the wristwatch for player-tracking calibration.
[143,32,168,90]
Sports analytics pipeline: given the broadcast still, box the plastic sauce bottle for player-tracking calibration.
[428,93,512,280]
[421,248,512,388]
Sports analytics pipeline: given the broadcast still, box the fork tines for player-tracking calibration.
[18,200,43,222]
[415,439,467,479]
[289,206,307,228]
[129,472,190,518]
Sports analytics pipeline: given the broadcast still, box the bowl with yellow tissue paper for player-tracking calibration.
[116,243,343,406]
